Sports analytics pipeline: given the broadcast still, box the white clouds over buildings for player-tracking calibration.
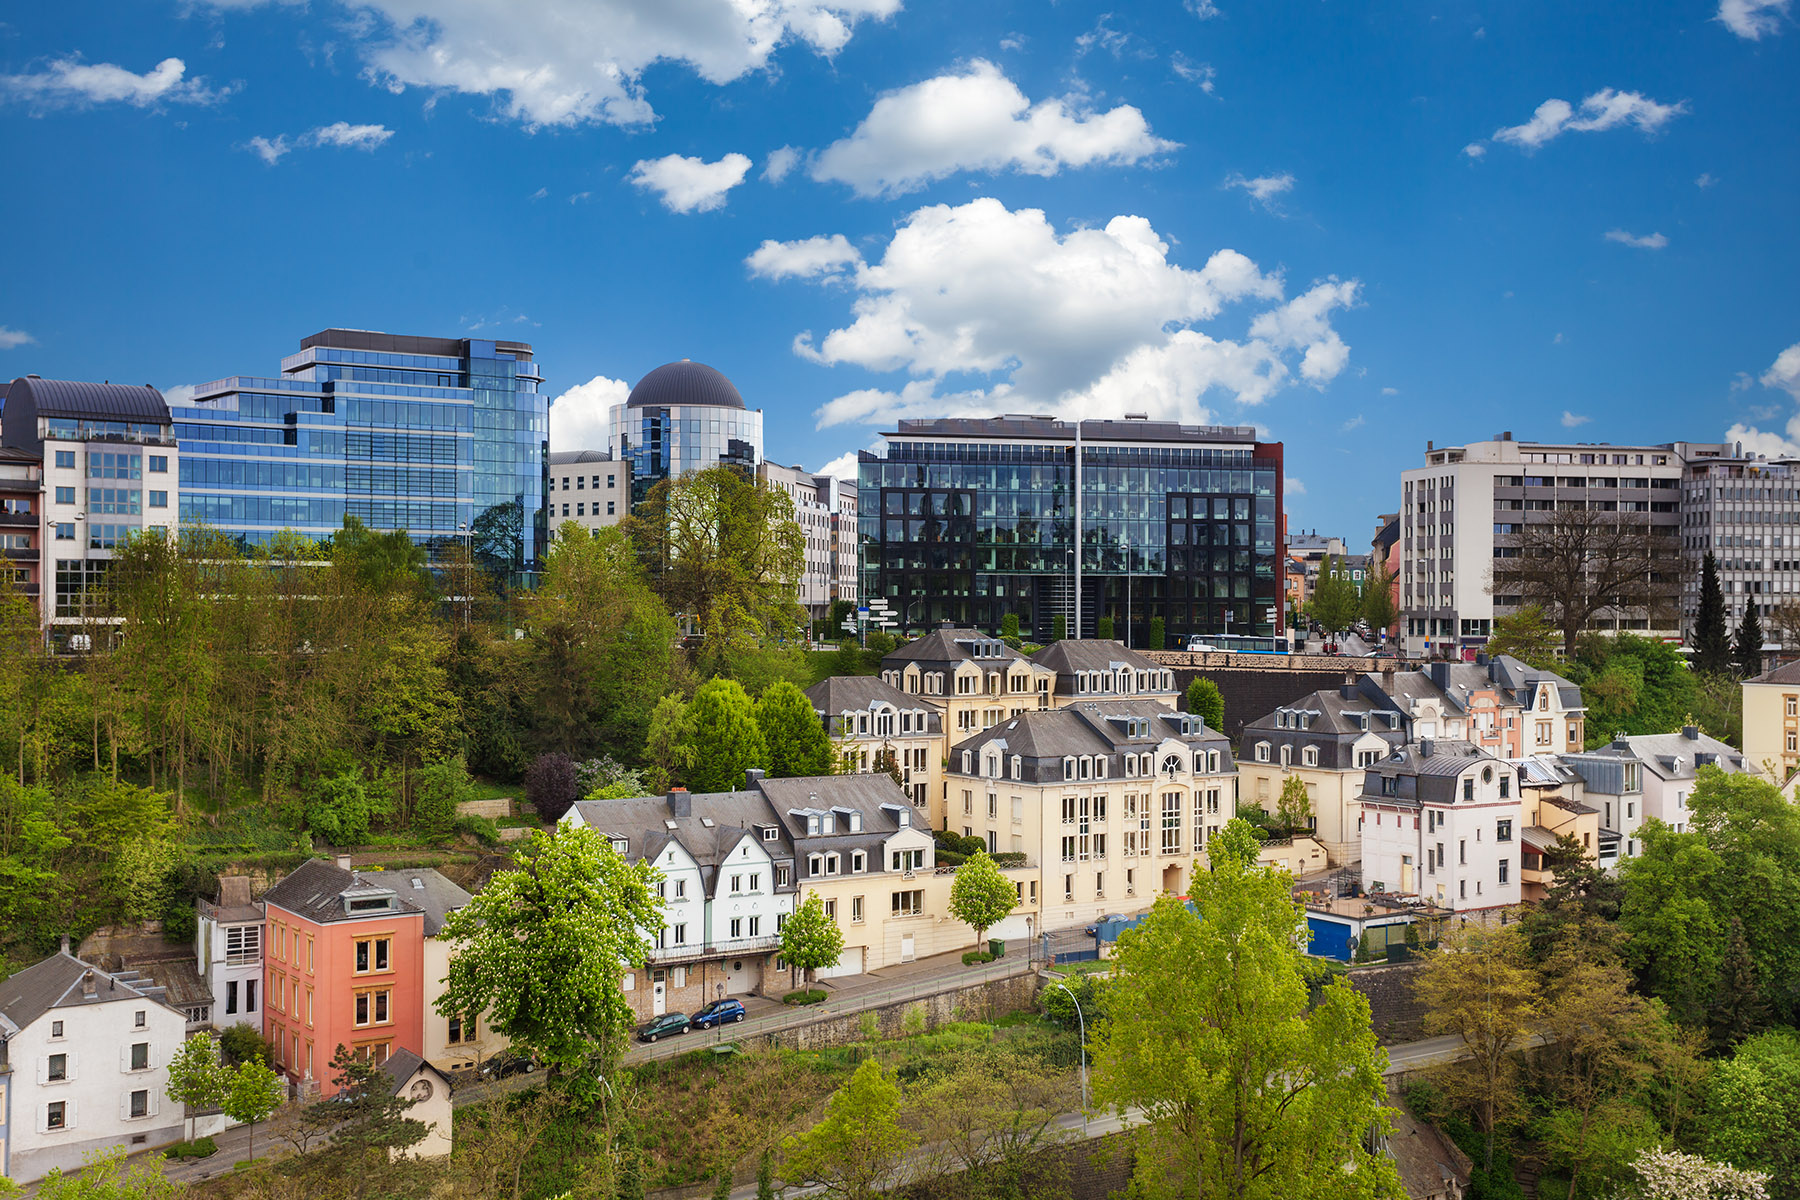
[809,61,1176,197]
[748,197,1359,431]
[627,153,753,212]
[3,56,229,110]
[0,327,37,350]
[1484,88,1686,151]
[549,374,630,453]
[1724,341,1800,456]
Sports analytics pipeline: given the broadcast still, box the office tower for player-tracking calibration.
[606,360,763,505]
[858,415,1285,645]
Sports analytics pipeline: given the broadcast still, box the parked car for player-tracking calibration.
[478,1051,536,1081]
[691,999,748,1029]
[1084,913,1128,937]
[1184,636,1217,651]
[637,1012,690,1043]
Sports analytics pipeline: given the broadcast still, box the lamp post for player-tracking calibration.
[1051,979,1089,1127]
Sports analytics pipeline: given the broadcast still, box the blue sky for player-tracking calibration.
[2,0,1797,537]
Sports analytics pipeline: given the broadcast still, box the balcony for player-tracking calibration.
[648,933,781,966]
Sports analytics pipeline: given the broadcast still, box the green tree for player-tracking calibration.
[999,612,1021,640]
[1486,604,1562,667]
[1414,922,1541,1173]
[1362,558,1398,635]
[1275,775,1312,834]
[435,824,663,1085]
[1185,677,1225,732]
[221,1056,282,1161]
[642,693,696,791]
[1097,615,1115,640]
[947,849,1018,947]
[1518,833,1625,961]
[1092,820,1400,1199]
[682,678,768,793]
[411,755,475,839]
[1308,556,1363,635]
[1708,916,1771,1053]
[304,770,388,846]
[305,1045,429,1186]
[1736,604,1765,679]
[779,891,845,988]
[1149,614,1166,650]
[1619,821,1726,1027]
[1622,1147,1772,1200]
[781,1058,916,1200]
[757,1148,776,1200]
[1703,1029,1800,1197]
[1051,614,1066,642]
[755,681,834,777]
[908,1047,1076,1198]
[1574,635,1699,747]
[34,1146,178,1200]
[1693,553,1731,676]
[165,1031,228,1141]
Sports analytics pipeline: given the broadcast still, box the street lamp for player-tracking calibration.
[1050,979,1090,1127]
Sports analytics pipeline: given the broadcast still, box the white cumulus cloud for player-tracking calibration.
[3,56,228,110]
[1224,171,1294,211]
[1171,54,1216,93]
[1487,88,1685,151]
[1561,411,1591,427]
[810,60,1177,197]
[247,122,396,164]
[749,197,1360,431]
[1724,341,1800,456]
[1284,477,1306,496]
[549,374,630,453]
[198,0,900,128]
[0,327,38,350]
[1463,142,1487,159]
[745,234,862,282]
[763,145,801,182]
[816,450,860,482]
[1718,0,1790,38]
[1604,229,1668,249]
[627,152,753,213]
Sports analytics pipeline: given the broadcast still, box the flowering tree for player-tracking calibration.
[436,824,663,1087]
[1625,1147,1768,1200]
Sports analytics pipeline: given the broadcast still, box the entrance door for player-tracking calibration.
[900,934,916,963]
[652,970,666,1016]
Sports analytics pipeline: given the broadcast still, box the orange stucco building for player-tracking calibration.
[261,858,428,1095]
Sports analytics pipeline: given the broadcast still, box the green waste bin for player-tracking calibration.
[988,938,1005,958]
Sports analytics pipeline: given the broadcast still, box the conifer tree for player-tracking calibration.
[1693,553,1731,675]
[1708,916,1771,1053]
[1736,603,1765,679]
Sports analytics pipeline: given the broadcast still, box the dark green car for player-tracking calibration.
[636,1012,690,1043]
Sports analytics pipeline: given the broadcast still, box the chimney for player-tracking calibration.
[1340,684,1356,700]
[80,970,96,998]
[1428,662,1450,690]
[1474,652,1489,667]
[668,787,692,818]
[1681,725,1699,741]
[1420,739,1435,759]
[60,933,71,955]
[218,876,252,908]
[1613,731,1630,750]
[335,854,353,870]
[744,767,766,789]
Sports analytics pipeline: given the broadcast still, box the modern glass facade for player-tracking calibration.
[858,417,1285,645]
[604,360,763,505]
[169,330,547,579]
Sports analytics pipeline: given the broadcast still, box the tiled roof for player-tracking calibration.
[0,951,176,1033]
[262,858,429,926]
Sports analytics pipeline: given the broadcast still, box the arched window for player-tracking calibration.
[1255,742,1271,763]
[1161,753,1183,776]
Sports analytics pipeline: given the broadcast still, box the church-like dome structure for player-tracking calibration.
[626,360,744,410]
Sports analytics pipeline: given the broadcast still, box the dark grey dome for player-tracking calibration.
[626,360,744,410]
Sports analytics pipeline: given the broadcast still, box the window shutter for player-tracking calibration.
[150,1090,161,1116]
[66,1098,77,1130]
[67,1051,79,1081]
[122,1045,131,1071]
[36,1055,47,1085]
[121,1092,132,1120]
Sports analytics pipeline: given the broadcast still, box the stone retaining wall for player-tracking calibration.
[1349,960,1429,1045]
[455,797,514,819]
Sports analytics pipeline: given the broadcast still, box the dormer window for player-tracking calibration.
[825,852,841,875]
[962,751,973,774]
[1079,757,1092,780]
[1302,747,1319,767]
[808,853,823,875]
[849,811,863,833]
[1124,755,1137,778]
[1011,754,1022,779]
[1096,757,1107,779]
[821,813,836,835]
[807,815,821,836]
[1207,750,1220,773]
[1063,756,1075,781]
[1255,742,1271,763]
[1279,745,1292,767]
[610,837,629,854]
[760,826,779,842]
[852,850,866,873]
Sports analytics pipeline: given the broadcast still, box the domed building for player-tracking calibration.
[607,359,763,503]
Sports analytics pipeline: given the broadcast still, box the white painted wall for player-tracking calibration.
[4,995,187,1183]
[196,913,263,1030]
[1362,761,1522,912]
[705,832,791,949]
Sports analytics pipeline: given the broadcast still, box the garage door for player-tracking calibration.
[815,947,864,980]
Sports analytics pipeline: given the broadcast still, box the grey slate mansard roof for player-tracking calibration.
[0,950,180,1035]
[1029,637,1170,680]
[1360,740,1510,808]
[1749,660,1800,686]
[882,626,1035,669]
[566,787,799,897]
[1486,654,1585,712]
[261,858,469,933]
[949,699,1233,785]
[805,675,943,734]
[1580,728,1751,782]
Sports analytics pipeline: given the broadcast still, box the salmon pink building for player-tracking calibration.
[261,858,429,1095]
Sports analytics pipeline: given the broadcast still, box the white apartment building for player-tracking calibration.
[1358,740,1524,914]
[1681,450,1800,648]
[562,782,796,1018]
[1399,434,1728,659]
[195,876,264,1032]
[1575,726,1755,835]
[0,945,189,1183]
[1,378,180,649]
[546,449,629,533]
[757,461,841,618]
[829,473,858,609]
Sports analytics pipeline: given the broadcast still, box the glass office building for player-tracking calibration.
[171,330,547,578]
[858,416,1285,645]
[606,359,762,504]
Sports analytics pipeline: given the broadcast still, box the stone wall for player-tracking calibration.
[455,797,514,819]
[1349,960,1428,1045]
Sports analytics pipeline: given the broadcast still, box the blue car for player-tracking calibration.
[690,999,747,1029]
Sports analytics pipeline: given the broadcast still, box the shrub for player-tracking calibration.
[1041,974,1104,1030]
[783,989,826,1006]
[525,753,579,822]
[456,815,501,846]
[304,770,387,846]
[962,950,995,966]
[413,757,476,838]
[991,851,1027,868]
[219,1023,276,1067]
[1149,615,1166,649]
[1097,616,1115,640]
[164,1137,218,1160]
